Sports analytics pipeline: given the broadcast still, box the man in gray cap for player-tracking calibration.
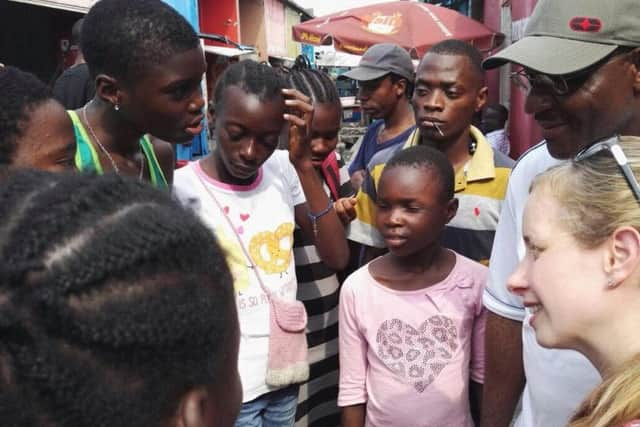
[344,43,416,189]
[480,0,640,426]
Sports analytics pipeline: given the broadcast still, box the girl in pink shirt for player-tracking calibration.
[339,145,487,427]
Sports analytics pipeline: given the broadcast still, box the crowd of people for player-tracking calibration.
[2,0,640,426]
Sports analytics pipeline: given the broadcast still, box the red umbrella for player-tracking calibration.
[292,1,504,59]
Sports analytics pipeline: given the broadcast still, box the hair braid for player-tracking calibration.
[0,170,236,427]
[285,59,340,106]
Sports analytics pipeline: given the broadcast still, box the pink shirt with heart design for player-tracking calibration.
[338,252,487,427]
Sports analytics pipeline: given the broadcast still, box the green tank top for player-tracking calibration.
[67,110,168,189]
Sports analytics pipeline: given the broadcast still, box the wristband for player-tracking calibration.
[307,200,333,237]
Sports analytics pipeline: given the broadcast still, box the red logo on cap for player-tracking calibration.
[569,17,602,32]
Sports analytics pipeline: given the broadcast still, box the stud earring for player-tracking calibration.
[114,103,120,111]
[607,277,616,288]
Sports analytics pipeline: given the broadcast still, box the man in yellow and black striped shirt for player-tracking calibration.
[346,40,514,266]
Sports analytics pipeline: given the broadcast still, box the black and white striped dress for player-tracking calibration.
[294,153,353,427]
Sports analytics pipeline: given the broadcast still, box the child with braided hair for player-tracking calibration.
[284,59,354,426]
[173,59,349,427]
[0,170,241,427]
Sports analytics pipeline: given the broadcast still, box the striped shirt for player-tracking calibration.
[294,153,353,427]
[348,125,514,265]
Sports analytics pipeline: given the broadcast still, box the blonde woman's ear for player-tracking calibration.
[605,226,640,289]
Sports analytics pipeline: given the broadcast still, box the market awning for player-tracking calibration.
[203,45,255,58]
[9,0,97,13]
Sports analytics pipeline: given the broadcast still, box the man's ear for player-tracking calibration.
[475,86,488,113]
[604,226,640,289]
[176,387,210,427]
[446,197,459,224]
[629,47,640,94]
[394,78,407,98]
[95,73,122,108]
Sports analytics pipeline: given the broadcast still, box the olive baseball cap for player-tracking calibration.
[483,0,640,75]
[342,43,414,82]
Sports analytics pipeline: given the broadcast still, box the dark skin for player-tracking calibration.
[167,299,242,427]
[308,102,341,168]
[76,46,207,183]
[200,86,348,271]
[412,53,487,170]
[342,165,485,426]
[349,75,416,189]
[480,48,640,427]
[11,99,76,171]
[336,53,488,261]
[524,48,640,159]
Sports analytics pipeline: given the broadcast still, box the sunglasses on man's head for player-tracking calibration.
[574,135,640,203]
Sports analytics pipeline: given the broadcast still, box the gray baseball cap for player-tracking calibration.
[483,0,640,75]
[342,43,414,82]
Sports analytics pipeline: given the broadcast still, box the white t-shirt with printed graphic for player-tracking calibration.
[173,150,306,402]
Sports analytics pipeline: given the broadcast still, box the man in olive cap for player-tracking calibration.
[480,0,640,426]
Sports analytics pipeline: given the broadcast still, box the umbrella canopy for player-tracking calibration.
[292,1,504,59]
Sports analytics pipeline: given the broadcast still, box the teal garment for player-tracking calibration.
[67,110,168,189]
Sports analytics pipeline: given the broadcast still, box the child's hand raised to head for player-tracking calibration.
[282,88,314,170]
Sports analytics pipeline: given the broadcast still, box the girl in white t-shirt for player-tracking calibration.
[173,60,348,427]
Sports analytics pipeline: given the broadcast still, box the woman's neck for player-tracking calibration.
[84,98,144,157]
[589,323,640,377]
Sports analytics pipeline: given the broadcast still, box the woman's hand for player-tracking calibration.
[282,88,314,170]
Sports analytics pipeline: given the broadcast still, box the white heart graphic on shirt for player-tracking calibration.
[376,316,458,393]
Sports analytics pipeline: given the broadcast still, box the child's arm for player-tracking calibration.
[470,280,488,424]
[338,278,368,426]
[342,404,366,427]
[283,88,349,271]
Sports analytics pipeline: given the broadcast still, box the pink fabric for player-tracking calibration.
[265,297,309,387]
[338,252,487,427]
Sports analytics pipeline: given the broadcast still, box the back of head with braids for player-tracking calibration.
[284,56,340,107]
[0,171,237,427]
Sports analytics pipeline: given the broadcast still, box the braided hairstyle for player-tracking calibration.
[0,171,236,427]
[285,56,340,106]
[213,60,287,112]
[0,66,52,165]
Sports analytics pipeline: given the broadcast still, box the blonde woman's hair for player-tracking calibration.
[532,136,640,427]
[531,136,640,249]
[568,354,640,427]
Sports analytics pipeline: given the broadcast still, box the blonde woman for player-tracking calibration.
[508,136,640,427]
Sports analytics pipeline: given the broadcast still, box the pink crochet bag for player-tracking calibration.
[265,295,309,387]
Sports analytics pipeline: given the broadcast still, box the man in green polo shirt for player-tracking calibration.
[342,39,514,265]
